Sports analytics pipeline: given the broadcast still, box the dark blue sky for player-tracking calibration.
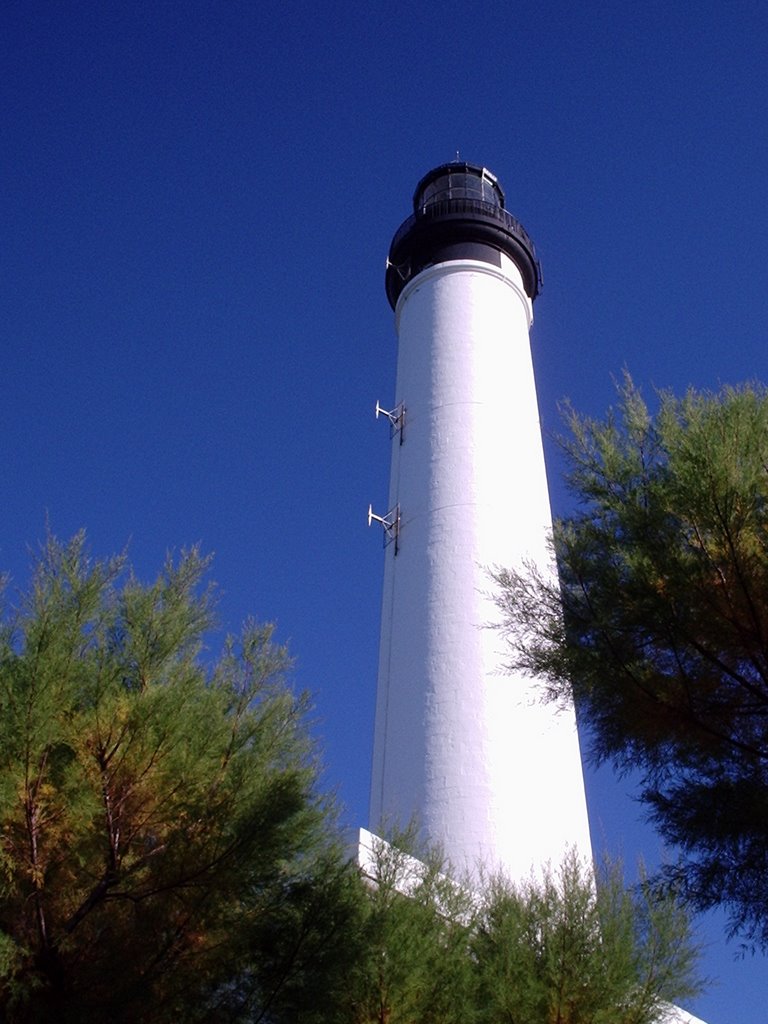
[3,3,767,1020]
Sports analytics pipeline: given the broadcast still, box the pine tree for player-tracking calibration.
[493,378,768,948]
[472,855,700,1024]
[348,834,700,1024]
[0,534,333,1023]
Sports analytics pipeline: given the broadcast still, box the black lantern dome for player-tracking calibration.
[385,162,542,309]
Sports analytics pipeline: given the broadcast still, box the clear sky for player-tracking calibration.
[3,3,767,1021]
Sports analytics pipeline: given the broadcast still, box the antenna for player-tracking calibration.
[367,503,401,554]
[375,400,406,443]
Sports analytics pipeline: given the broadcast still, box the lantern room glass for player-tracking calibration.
[418,169,503,210]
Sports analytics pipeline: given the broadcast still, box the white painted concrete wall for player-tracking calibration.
[369,255,593,881]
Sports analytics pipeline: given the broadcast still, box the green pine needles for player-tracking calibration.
[349,832,701,1024]
[493,377,768,951]
[0,533,328,1022]
[0,532,703,1022]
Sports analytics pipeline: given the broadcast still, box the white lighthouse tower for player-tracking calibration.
[368,162,592,881]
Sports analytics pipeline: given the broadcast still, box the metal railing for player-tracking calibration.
[390,197,538,261]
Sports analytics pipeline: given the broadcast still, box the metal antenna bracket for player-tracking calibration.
[367,503,401,555]
[375,400,406,444]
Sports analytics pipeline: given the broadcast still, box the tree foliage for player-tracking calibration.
[0,533,702,1022]
[0,533,343,1023]
[351,829,478,1024]
[493,378,768,948]
[473,855,699,1024]
[351,835,700,1024]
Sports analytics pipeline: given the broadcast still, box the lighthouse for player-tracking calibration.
[368,162,593,880]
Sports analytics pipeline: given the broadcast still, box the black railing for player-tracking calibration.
[390,197,538,261]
